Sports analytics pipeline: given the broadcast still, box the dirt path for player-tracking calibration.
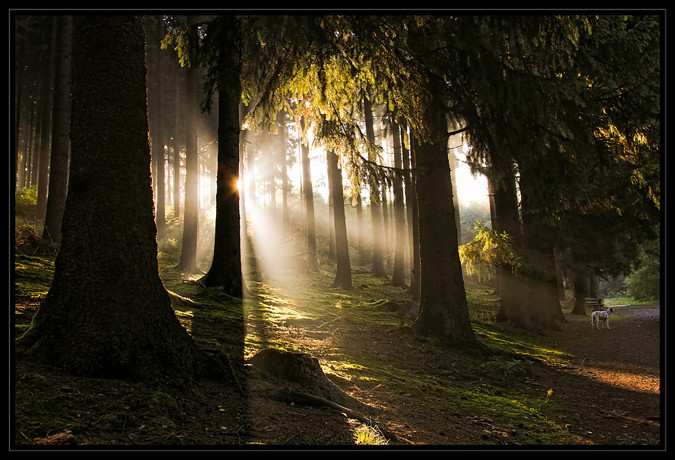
[533,305,662,445]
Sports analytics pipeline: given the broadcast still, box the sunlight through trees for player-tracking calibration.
[14,11,660,389]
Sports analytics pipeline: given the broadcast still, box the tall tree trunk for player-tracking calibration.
[150,18,167,238]
[36,27,55,220]
[177,35,200,274]
[278,113,290,233]
[247,129,257,208]
[572,268,589,315]
[406,132,420,302]
[327,150,352,289]
[381,182,391,269]
[355,191,363,250]
[589,271,599,298]
[412,94,476,348]
[42,15,72,245]
[156,140,167,237]
[391,122,407,287]
[172,109,181,219]
[300,117,318,270]
[327,150,335,258]
[173,66,184,219]
[201,16,244,297]
[364,96,385,277]
[487,178,500,295]
[14,54,24,192]
[518,163,565,331]
[25,89,36,188]
[489,159,527,327]
[18,15,203,380]
[448,148,461,243]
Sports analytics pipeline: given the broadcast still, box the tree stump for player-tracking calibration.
[248,348,397,441]
[248,348,370,413]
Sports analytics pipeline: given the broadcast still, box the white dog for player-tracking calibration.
[591,307,615,329]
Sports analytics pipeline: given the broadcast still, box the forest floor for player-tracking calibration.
[12,241,663,451]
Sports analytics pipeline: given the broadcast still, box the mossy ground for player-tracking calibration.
[13,225,661,448]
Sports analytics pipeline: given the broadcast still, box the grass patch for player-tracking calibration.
[604,296,658,307]
[352,423,389,445]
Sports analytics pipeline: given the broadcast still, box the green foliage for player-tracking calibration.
[16,186,38,205]
[625,263,660,301]
[160,26,192,68]
[352,423,388,445]
[159,13,660,292]
[459,222,521,282]
[624,238,660,300]
[15,186,38,219]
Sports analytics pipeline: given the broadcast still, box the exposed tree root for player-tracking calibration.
[248,348,398,442]
[270,388,398,442]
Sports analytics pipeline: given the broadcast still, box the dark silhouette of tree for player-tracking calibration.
[41,15,71,245]
[35,19,54,220]
[390,121,407,288]
[412,90,477,347]
[199,15,245,297]
[300,117,319,270]
[176,16,201,274]
[147,16,167,239]
[364,96,386,278]
[327,149,352,289]
[18,15,203,380]
[403,124,420,302]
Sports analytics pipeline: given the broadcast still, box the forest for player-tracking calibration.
[12,12,661,448]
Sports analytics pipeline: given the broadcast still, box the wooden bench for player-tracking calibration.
[585,297,605,313]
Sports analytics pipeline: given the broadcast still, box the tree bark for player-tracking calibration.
[412,95,477,348]
[488,159,528,327]
[327,150,352,289]
[36,27,55,220]
[42,15,71,245]
[326,148,336,258]
[406,132,420,302]
[18,15,203,381]
[177,31,200,274]
[572,269,589,315]
[152,18,167,239]
[518,163,565,331]
[364,96,386,277]
[355,191,364,250]
[448,147,461,244]
[300,117,319,270]
[200,16,244,298]
[391,122,407,287]
[278,113,290,233]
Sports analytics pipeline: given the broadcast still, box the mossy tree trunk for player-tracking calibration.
[18,15,202,381]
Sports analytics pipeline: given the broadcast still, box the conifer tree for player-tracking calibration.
[18,15,203,380]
